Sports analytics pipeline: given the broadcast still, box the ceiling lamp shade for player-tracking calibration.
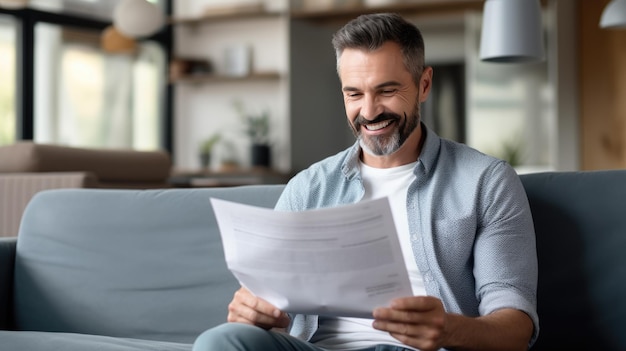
[600,0,626,29]
[101,25,137,53]
[479,0,545,63]
[113,0,164,38]
[0,0,28,9]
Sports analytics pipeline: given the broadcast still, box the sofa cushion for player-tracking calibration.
[13,185,285,343]
[0,331,191,351]
[520,171,626,350]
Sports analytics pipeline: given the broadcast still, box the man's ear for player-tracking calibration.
[419,66,433,103]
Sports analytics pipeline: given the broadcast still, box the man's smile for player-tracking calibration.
[364,119,394,132]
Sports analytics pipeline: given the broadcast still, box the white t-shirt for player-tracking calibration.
[310,161,425,350]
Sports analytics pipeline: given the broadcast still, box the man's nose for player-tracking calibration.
[360,95,383,120]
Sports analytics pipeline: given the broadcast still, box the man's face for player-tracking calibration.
[338,41,432,165]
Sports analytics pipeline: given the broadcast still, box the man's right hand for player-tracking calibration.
[227,287,291,330]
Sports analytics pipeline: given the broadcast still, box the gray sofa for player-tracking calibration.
[1,171,625,350]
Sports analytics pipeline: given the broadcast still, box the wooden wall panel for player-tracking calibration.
[579,0,626,169]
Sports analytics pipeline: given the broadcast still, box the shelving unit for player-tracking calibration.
[176,0,549,173]
[170,9,283,26]
[171,1,290,172]
[170,71,281,85]
[290,0,483,22]
[169,4,284,86]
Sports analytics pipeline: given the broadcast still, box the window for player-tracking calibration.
[466,12,554,173]
[0,0,171,151]
[34,23,165,150]
[0,15,16,146]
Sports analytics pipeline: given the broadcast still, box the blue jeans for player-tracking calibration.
[192,323,416,351]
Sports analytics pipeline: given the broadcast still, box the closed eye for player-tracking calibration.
[380,89,397,96]
[345,92,362,98]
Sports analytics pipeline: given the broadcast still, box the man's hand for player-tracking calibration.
[372,296,534,351]
[372,296,446,351]
[227,287,291,330]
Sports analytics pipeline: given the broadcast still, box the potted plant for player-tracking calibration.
[198,133,221,169]
[234,101,272,168]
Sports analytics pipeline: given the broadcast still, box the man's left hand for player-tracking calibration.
[372,296,447,351]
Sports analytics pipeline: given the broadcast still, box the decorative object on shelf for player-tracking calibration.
[224,45,252,77]
[169,58,213,82]
[600,0,626,29]
[0,0,28,9]
[199,134,221,169]
[479,0,544,63]
[113,0,165,38]
[101,26,137,54]
[234,100,272,168]
[497,137,525,168]
[216,139,240,173]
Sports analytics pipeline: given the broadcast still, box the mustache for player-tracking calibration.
[353,112,402,129]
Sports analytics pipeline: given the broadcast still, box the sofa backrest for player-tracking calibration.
[520,170,626,350]
[13,170,626,348]
[13,185,285,343]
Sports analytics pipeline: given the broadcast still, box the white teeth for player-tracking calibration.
[365,120,392,131]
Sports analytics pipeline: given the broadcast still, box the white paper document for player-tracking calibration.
[210,197,413,318]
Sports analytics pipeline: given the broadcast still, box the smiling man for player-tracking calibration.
[340,39,428,168]
[193,13,538,351]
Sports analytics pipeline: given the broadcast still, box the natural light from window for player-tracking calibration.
[0,17,16,146]
[34,23,164,150]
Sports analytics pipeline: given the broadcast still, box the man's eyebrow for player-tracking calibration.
[375,81,402,89]
[342,81,402,92]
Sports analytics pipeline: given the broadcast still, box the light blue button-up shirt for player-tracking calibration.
[276,125,539,348]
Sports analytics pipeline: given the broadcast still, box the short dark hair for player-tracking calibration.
[331,13,425,85]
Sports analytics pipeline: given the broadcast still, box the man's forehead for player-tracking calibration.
[339,45,410,85]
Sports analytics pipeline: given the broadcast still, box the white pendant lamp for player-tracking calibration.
[600,0,626,29]
[113,0,164,38]
[480,0,545,63]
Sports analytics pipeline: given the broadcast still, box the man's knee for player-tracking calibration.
[193,323,275,351]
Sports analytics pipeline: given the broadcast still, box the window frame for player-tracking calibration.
[0,2,173,152]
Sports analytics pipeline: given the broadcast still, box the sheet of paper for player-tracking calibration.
[210,197,413,318]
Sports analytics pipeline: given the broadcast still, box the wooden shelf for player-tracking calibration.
[171,1,485,26]
[170,9,283,26]
[170,71,282,85]
[169,168,291,188]
[290,0,484,22]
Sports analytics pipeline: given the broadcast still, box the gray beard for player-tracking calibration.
[357,105,421,157]
[358,132,400,156]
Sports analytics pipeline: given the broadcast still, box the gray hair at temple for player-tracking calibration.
[331,13,425,86]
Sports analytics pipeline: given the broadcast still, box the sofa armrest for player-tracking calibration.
[0,237,16,330]
[0,172,97,237]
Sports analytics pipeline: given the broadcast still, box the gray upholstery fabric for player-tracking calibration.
[0,331,191,351]
[520,171,626,350]
[5,170,626,351]
[13,185,285,344]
